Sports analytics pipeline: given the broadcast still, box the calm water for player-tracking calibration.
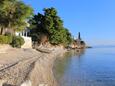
[53,47,115,86]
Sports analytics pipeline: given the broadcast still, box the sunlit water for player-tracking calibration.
[53,47,115,86]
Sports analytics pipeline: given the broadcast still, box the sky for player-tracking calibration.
[23,0,115,46]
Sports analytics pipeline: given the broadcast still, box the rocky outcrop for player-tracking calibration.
[0,46,65,86]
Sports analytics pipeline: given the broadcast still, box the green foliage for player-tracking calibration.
[49,28,69,45]
[29,7,72,46]
[0,35,12,44]
[0,0,33,34]
[0,34,25,48]
[11,36,25,48]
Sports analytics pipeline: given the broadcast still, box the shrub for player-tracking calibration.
[7,36,12,44]
[5,34,12,44]
[11,36,25,48]
[0,35,12,44]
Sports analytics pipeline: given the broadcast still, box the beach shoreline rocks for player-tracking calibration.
[0,45,66,86]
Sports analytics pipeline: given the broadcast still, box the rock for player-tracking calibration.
[21,80,32,86]
[0,46,65,86]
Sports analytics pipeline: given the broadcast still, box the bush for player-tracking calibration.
[0,35,12,44]
[0,35,25,48]
[11,36,25,48]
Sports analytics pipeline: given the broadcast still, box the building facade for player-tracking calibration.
[71,32,86,49]
[16,28,32,48]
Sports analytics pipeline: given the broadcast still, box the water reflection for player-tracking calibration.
[53,47,115,86]
[53,49,85,85]
[72,49,85,57]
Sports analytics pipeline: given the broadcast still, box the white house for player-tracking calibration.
[16,28,32,48]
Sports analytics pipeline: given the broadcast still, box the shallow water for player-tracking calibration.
[53,47,115,86]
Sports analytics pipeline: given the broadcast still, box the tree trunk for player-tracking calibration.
[12,29,16,35]
[0,27,1,35]
[0,27,4,35]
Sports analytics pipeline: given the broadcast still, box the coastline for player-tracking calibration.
[0,46,66,86]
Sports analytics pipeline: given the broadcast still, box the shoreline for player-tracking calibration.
[0,46,66,86]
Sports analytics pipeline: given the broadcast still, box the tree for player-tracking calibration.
[0,0,33,35]
[29,7,72,46]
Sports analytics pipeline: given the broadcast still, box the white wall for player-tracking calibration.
[21,36,32,48]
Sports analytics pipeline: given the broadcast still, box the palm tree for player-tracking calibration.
[0,0,33,35]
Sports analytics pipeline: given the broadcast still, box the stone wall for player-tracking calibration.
[21,36,32,48]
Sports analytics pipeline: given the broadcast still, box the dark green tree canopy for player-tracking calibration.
[29,7,72,46]
[0,0,33,34]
